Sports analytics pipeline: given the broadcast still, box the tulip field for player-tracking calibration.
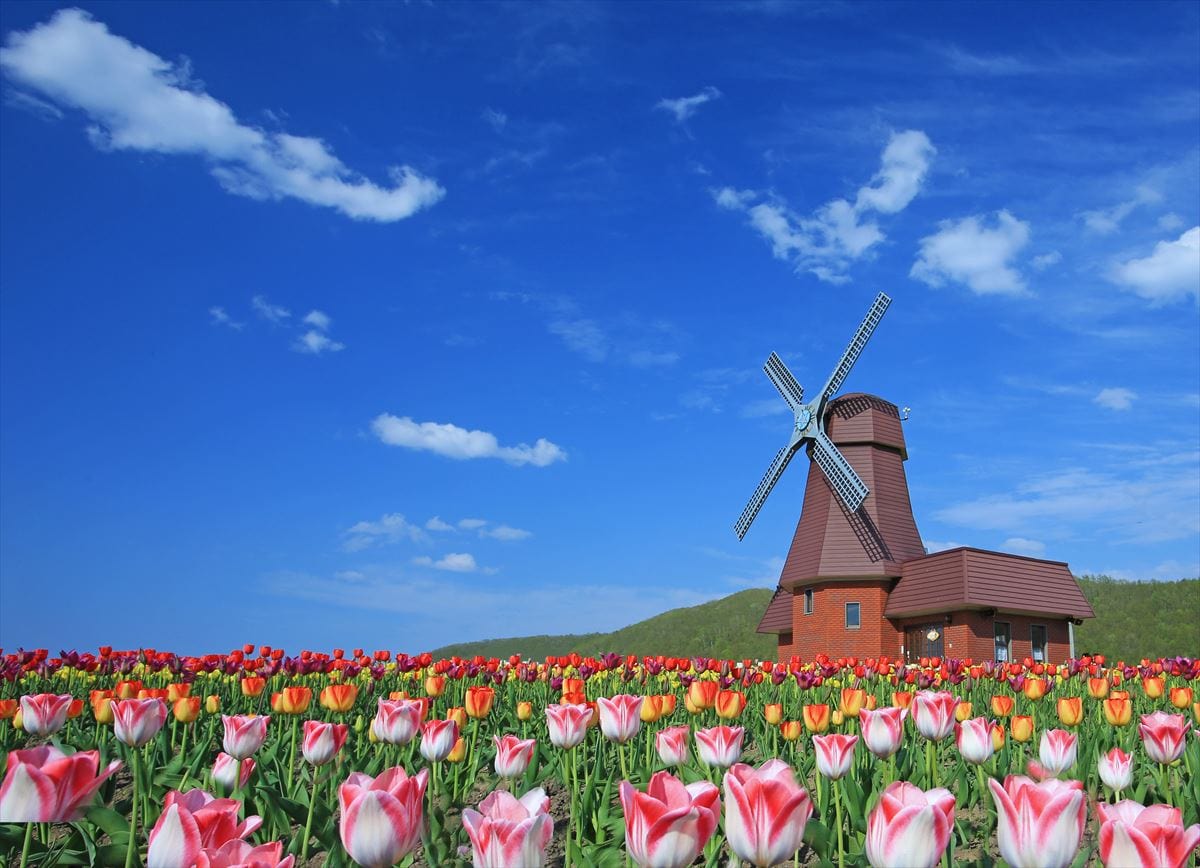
[0,648,1198,867]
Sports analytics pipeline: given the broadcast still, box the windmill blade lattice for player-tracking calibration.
[811,430,869,513]
[734,444,798,540]
[819,292,891,402]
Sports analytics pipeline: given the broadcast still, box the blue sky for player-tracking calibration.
[1,1,1197,655]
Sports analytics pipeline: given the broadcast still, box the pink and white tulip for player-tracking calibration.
[859,706,906,759]
[112,698,168,748]
[1097,801,1200,868]
[813,733,858,780]
[656,726,690,766]
[419,719,460,763]
[1037,729,1078,777]
[597,695,644,744]
[212,753,255,791]
[198,840,294,867]
[723,759,813,867]
[302,721,349,766]
[221,714,270,760]
[545,704,591,750]
[1098,747,1133,794]
[987,775,1086,868]
[695,725,744,769]
[339,766,428,868]
[955,718,995,766]
[147,789,262,868]
[18,694,73,737]
[462,788,554,867]
[912,691,957,741]
[371,699,422,746]
[0,746,120,822]
[1138,711,1189,764]
[493,734,536,779]
[865,781,956,868]
[619,771,720,868]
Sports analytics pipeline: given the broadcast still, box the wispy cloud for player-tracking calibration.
[548,319,608,361]
[482,107,508,132]
[1093,387,1137,411]
[422,516,532,541]
[923,539,964,554]
[371,415,567,467]
[208,306,244,330]
[252,295,291,324]
[1079,185,1161,235]
[910,210,1032,296]
[343,513,428,552]
[425,516,454,532]
[4,87,63,120]
[458,518,488,530]
[480,524,532,541]
[412,552,478,572]
[0,9,444,221]
[1108,226,1200,305]
[656,86,722,124]
[293,308,344,355]
[1002,537,1046,557]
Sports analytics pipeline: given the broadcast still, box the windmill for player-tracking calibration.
[734,292,891,540]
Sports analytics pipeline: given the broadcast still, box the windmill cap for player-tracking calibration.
[825,393,907,457]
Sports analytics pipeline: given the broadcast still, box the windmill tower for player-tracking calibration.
[735,293,924,659]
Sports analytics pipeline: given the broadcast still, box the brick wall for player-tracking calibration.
[779,580,900,661]
[894,611,1073,663]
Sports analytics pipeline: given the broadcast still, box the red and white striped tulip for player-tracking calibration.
[912,691,958,741]
[302,721,349,766]
[462,787,554,867]
[987,775,1086,868]
[813,733,858,780]
[1097,801,1200,868]
[493,734,536,779]
[212,753,255,791]
[695,725,744,769]
[865,781,957,868]
[419,719,460,763]
[723,759,813,867]
[1037,729,1078,777]
[0,746,120,822]
[619,771,720,868]
[371,699,422,746]
[339,766,429,868]
[18,694,73,737]
[221,714,269,760]
[197,840,294,867]
[1138,711,1189,764]
[955,717,995,765]
[545,704,591,750]
[112,698,169,748]
[147,789,262,868]
[656,726,690,767]
[859,706,906,759]
[597,694,644,744]
[1098,747,1133,794]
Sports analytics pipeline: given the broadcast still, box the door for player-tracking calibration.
[904,624,945,662]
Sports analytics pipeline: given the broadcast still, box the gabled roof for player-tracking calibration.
[886,547,1095,620]
[756,587,793,634]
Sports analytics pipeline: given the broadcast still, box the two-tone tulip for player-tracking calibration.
[695,725,744,769]
[723,759,813,867]
[546,703,591,750]
[865,781,956,868]
[212,753,255,790]
[988,775,1085,868]
[18,694,73,737]
[1037,729,1078,777]
[1139,711,1189,764]
[859,707,906,759]
[173,697,201,724]
[1097,747,1133,795]
[1168,686,1193,710]
[113,698,168,747]
[656,726,690,766]
[955,717,995,765]
[465,686,495,719]
[762,703,783,726]
[1010,715,1035,743]
[619,771,720,868]
[598,695,644,743]
[1104,697,1133,727]
[1056,697,1083,727]
[912,691,957,741]
[222,714,269,759]
[779,720,802,742]
[687,680,718,712]
[339,767,428,868]
[462,788,554,867]
[839,688,867,719]
[302,721,349,766]
[240,677,266,698]
[1088,677,1110,699]
[419,719,460,763]
[813,734,857,780]
[372,699,421,746]
[991,694,1015,718]
[320,683,358,713]
[274,686,312,715]
[715,690,747,720]
[493,734,536,778]
[0,746,121,822]
[1142,676,1165,699]
[146,788,263,867]
[1097,800,1200,868]
[802,703,830,733]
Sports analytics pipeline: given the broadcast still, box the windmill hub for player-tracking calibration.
[794,408,812,431]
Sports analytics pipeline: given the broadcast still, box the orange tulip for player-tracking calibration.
[892,691,915,709]
[839,688,866,719]
[173,697,201,723]
[66,698,84,720]
[763,703,783,726]
[447,706,467,729]
[990,722,1006,751]
[1142,676,1164,699]
[715,690,746,720]
[1087,677,1110,699]
[562,678,585,696]
[1103,697,1132,726]
[955,701,973,722]
[1192,701,1200,724]
[465,686,495,719]
[640,695,663,723]
[831,709,845,726]
[991,695,1015,718]
[91,696,115,725]
[517,701,533,722]
[1056,696,1083,727]
[1168,686,1192,709]
[205,695,221,714]
[276,686,312,715]
[167,683,191,703]
[241,677,266,698]
[320,683,358,713]
[1023,678,1047,701]
[0,699,17,719]
[687,680,719,711]
[780,720,802,741]
[802,703,831,733]
[660,694,677,716]
[424,675,446,697]
[1110,689,1129,701]
[1010,715,1034,742]
[864,695,878,711]
[446,737,467,763]
[115,680,142,700]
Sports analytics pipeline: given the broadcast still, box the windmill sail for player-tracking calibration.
[819,292,890,401]
[811,431,869,513]
[764,352,804,411]
[734,444,798,540]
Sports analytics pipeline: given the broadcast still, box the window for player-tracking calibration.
[845,602,861,629]
[994,621,1011,662]
[803,589,814,615]
[1031,625,1047,662]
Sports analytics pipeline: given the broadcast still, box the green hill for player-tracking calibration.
[430,577,1200,662]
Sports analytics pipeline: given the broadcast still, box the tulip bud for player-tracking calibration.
[831,709,845,726]
[447,706,467,729]
[173,697,201,723]
[955,701,973,722]
[1010,715,1034,742]
[446,736,467,763]
[839,688,866,719]
[1193,701,1200,725]
[1087,677,1109,699]
[1168,686,1192,709]
[639,696,662,723]
[206,695,221,714]
[424,675,446,697]
[803,704,831,733]
[516,700,534,721]
[763,703,783,726]
[91,697,115,725]
[991,695,1015,718]
[465,686,495,719]
[779,720,802,741]
[1142,676,1164,699]
[1023,678,1047,700]
[12,709,23,731]
[354,714,365,733]
[241,677,266,698]
[1102,697,1132,726]
[1056,697,1083,727]
[990,722,1006,751]
[167,683,191,703]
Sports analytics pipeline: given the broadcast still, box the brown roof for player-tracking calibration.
[886,547,1095,620]
[757,587,793,634]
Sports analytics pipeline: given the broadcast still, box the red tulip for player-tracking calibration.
[302,721,349,766]
[1098,747,1133,794]
[723,759,813,867]
[462,788,554,867]
[212,753,255,790]
[372,699,421,746]
[620,771,720,868]
[339,767,428,868]
[865,781,956,868]
[656,725,690,766]
[597,695,644,744]
[545,703,591,750]
[465,686,495,719]
[813,733,858,780]
[18,694,73,737]
[221,714,269,759]
[418,719,460,763]
[694,725,744,769]
[912,691,957,741]
[1138,711,1189,764]
[492,734,536,779]
[1097,801,1200,868]
[988,775,1085,868]
[0,746,120,822]
[112,698,168,747]
[715,690,747,720]
[859,707,906,759]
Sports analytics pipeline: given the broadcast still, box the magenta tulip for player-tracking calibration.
[988,775,1086,868]
[419,719,460,763]
[221,714,269,759]
[1098,747,1133,794]
[112,698,168,748]
[1098,801,1200,868]
[620,771,720,868]
[493,734,536,779]
[18,694,73,737]
[302,721,349,766]
[212,753,255,791]
[723,759,813,866]
[371,699,422,746]
[0,746,120,822]
[865,781,956,868]
[912,691,957,741]
[339,766,428,868]
[813,733,858,780]
[462,788,554,867]
[597,694,644,744]
[695,725,744,768]
[1138,711,1189,764]
[859,706,906,759]
[656,725,690,766]
[545,704,591,750]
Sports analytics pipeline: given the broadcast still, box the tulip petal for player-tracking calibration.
[148,803,202,868]
[0,761,57,822]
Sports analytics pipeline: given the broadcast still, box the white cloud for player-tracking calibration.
[1109,226,1200,305]
[548,319,608,362]
[741,398,791,418]
[1030,251,1062,271]
[425,516,454,532]
[1002,537,1046,557]
[714,130,934,283]
[208,306,244,329]
[655,87,721,123]
[923,540,964,553]
[371,414,567,467]
[1158,213,1184,232]
[343,513,428,552]
[1079,185,1161,235]
[252,295,291,324]
[4,88,63,119]
[482,107,508,132]
[0,9,444,222]
[303,310,332,330]
[480,524,532,541]
[412,552,478,573]
[458,518,488,530]
[910,210,1032,296]
[1093,387,1137,411]
[293,329,345,355]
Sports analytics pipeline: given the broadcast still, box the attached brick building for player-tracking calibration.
[757,394,1094,663]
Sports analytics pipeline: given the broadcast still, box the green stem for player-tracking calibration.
[834,776,845,868]
[286,716,298,792]
[300,767,319,862]
[20,822,33,868]
[124,750,140,868]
